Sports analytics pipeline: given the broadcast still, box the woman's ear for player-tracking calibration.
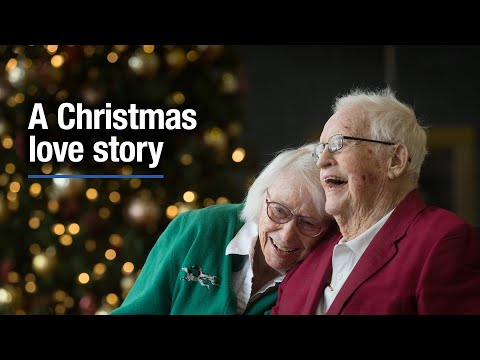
[387,144,409,179]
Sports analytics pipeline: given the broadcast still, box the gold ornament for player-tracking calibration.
[32,252,57,276]
[125,191,161,230]
[128,50,160,76]
[49,168,86,199]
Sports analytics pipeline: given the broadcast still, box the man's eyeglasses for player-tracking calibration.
[265,197,325,238]
[312,134,395,162]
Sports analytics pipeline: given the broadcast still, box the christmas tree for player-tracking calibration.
[0,45,254,314]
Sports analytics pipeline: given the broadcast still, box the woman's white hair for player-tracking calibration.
[240,143,330,224]
[333,87,428,185]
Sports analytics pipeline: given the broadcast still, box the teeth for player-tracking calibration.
[324,175,345,182]
[270,237,297,253]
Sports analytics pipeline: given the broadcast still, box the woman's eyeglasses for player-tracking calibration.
[265,198,325,237]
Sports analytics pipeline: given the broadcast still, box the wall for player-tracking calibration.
[236,45,480,226]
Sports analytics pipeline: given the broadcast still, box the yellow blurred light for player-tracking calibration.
[85,239,96,252]
[121,165,132,175]
[105,249,116,260]
[122,262,134,274]
[129,178,141,189]
[0,288,12,304]
[183,191,196,203]
[52,223,65,236]
[46,45,58,54]
[25,281,36,293]
[86,188,98,201]
[5,163,15,174]
[109,234,123,247]
[78,273,90,284]
[7,191,17,202]
[107,52,119,63]
[7,271,19,283]
[67,223,80,235]
[13,46,25,54]
[109,191,121,204]
[0,173,9,186]
[93,263,106,276]
[54,304,66,315]
[23,58,33,68]
[232,147,246,163]
[166,48,186,68]
[41,163,53,174]
[216,197,230,204]
[165,205,179,219]
[2,136,13,149]
[53,290,66,302]
[172,91,185,105]
[29,183,42,197]
[48,199,59,213]
[29,244,41,255]
[186,50,199,62]
[6,58,17,71]
[99,207,110,219]
[83,45,96,57]
[14,93,25,104]
[106,293,118,305]
[64,296,74,308]
[9,181,20,193]
[7,199,19,211]
[180,153,193,166]
[51,55,64,68]
[28,217,40,229]
[143,45,155,53]
[32,254,49,274]
[59,234,73,246]
[7,97,17,108]
[203,198,215,207]
[25,273,36,282]
[113,45,128,52]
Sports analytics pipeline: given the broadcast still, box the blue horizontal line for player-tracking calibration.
[28,174,165,179]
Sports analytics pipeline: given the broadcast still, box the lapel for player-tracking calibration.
[326,190,427,314]
[303,229,341,314]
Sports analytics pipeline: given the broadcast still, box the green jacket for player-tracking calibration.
[110,203,278,315]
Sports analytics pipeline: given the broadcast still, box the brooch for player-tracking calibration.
[180,265,220,290]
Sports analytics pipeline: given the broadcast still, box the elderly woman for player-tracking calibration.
[272,88,480,315]
[110,143,337,314]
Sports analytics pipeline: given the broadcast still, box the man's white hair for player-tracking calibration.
[334,87,428,184]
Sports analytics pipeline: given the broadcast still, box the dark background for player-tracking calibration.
[236,45,480,226]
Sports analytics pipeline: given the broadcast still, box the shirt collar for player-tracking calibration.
[340,208,395,255]
[226,221,258,256]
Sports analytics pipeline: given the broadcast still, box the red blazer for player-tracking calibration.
[271,190,480,315]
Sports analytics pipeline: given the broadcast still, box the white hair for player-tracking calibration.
[333,87,428,185]
[240,143,330,224]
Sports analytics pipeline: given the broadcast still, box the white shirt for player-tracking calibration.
[316,209,394,315]
[225,221,285,314]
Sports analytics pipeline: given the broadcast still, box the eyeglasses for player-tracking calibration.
[265,198,325,238]
[312,134,395,161]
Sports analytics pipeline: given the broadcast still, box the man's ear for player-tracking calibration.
[387,144,409,179]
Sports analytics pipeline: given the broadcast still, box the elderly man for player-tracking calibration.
[271,88,480,315]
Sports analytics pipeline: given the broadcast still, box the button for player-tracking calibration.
[336,273,343,280]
